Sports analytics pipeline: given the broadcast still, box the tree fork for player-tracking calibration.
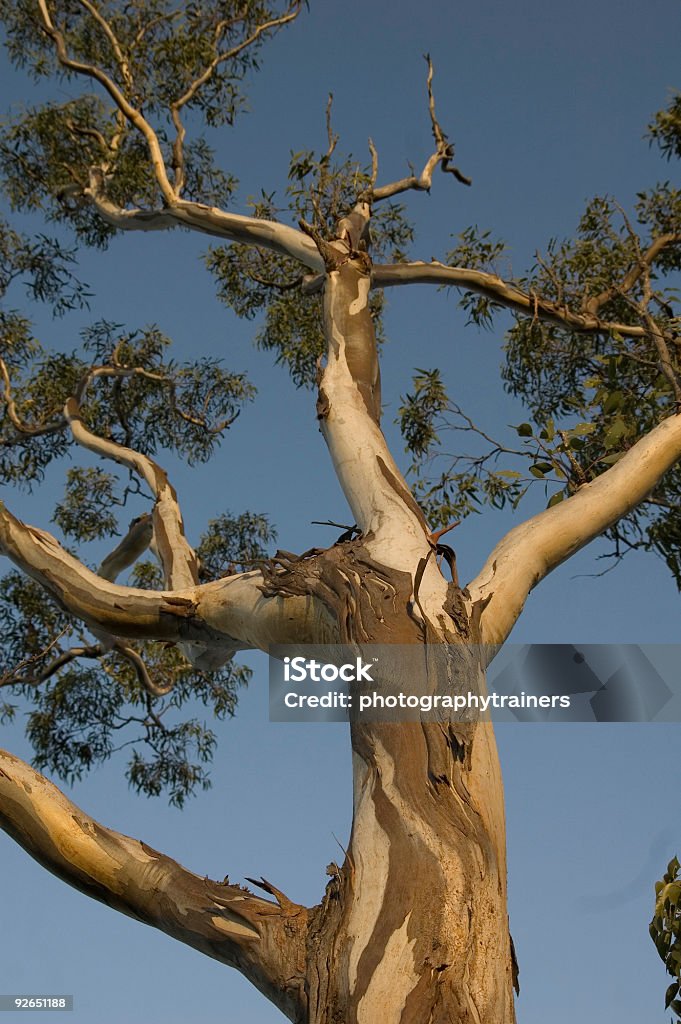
[264,542,516,1022]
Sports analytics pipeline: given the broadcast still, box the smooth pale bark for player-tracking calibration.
[65,397,198,590]
[86,172,324,271]
[372,262,649,338]
[5,203,681,1019]
[467,410,681,645]
[0,748,308,1021]
[0,500,336,655]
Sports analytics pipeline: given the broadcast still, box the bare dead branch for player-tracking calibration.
[370,56,471,202]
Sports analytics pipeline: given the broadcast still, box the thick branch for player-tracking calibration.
[0,501,335,654]
[0,749,307,1020]
[84,171,323,269]
[98,514,154,582]
[371,261,650,337]
[311,223,454,630]
[467,411,681,644]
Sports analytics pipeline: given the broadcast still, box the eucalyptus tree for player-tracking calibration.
[0,3,680,1023]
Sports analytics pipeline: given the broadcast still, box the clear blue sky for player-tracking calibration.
[1,2,681,1022]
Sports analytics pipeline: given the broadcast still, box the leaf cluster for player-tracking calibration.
[206,142,413,387]
[0,508,275,805]
[0,319,255,491]
[0,1,297,241]
[0,215,90,313]
[402,136,681,576]
[651,856,681,1020]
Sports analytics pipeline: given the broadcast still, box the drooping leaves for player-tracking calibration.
[0,507,275,805]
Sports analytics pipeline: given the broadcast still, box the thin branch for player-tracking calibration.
[642,307,681,406]
[0,358,65,438]
[37,0,175,203]
[169,1,302,193]
[113,641,173,697]
[173,3,302,113]
[370,56,470,202]
[0,629,72,689]
[64,393,198,590]
[76,0,133,89]
[583,233,681,316]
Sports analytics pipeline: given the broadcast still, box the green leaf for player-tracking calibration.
[603,390,624,413]
[568,422,596,436]
[515,422,534,437]
[603,417,629,449]
[547,491,565,508]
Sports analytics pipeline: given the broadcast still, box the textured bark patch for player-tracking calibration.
[260,540,423,645]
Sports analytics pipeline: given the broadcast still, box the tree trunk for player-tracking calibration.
[262,539,516,1023]
[304,714,515,1024]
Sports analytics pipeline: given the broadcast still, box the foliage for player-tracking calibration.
[0,319,255,490]
[206,144,412,387]
[651,856,681,1020]
[400,122,681,574]
[0,1,296,243]
[0,215,90,313]
[0,496,275,805]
